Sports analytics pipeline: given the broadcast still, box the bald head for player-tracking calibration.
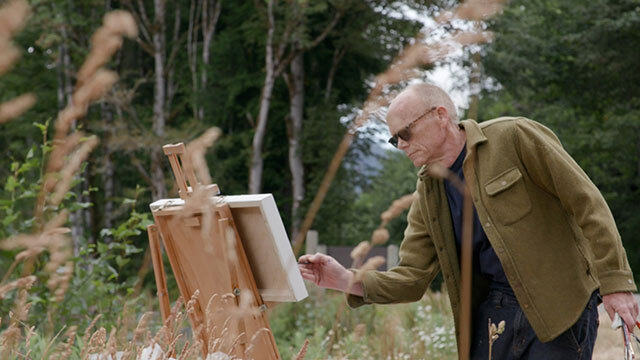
[387,83,458,124]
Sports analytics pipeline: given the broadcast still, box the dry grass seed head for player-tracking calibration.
[0,93,36,123]
[371,228,390,245]
[0,0,30,37]
[103,10,138,38]
[50,136,99,205]
[295,339,310,360]
[105,327,117,358]
[359,256,385,275]
[55,326,77,360]
[0,275,36,300]
[244,328,271,359]
[79,314,102,359]
[0,325,21,358]
[350,241,371,262]
[0,44,21,76]
[86,327,107,356]
[133,312,153,343]
[73,70,119,106]
[185,127,222,188]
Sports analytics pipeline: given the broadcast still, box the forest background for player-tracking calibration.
[1,0,639,348]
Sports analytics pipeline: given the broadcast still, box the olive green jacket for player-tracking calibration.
[348,117,636,343]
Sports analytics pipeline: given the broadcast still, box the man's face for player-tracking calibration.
[387,101,447,167]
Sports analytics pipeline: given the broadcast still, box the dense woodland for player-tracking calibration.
[1,0,639,332]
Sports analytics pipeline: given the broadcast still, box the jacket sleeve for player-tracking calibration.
[514,118,636,295]
[347,182,441,308]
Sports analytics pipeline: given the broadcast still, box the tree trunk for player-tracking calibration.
[249,0,277,194]
[101,101,115,242]
[287,53,305,239]
[324,46,345,102]
[56,5,84,253]
[187,0,201,121]
[250,74,275,194]
[150,0,168,201]
[200,0,221,120]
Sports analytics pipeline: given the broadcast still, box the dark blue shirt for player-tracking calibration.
[443,146,512,291]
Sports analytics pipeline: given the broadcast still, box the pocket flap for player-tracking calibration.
[485,167,523,196]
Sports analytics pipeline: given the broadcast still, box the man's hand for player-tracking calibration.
[298,253,363,296]
[602,291,639,331]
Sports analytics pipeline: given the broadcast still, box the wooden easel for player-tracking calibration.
[147,143,280,359]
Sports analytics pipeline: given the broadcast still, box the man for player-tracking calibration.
[298,83,638,359]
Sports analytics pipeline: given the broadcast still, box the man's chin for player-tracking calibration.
[411,157,426,167]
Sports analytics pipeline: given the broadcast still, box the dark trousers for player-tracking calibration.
[470,289,599,360]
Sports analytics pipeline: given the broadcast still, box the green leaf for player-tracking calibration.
[5,176,18,192]
[33,122,47,134]
[115,255,130,268]
[97,242,108,254]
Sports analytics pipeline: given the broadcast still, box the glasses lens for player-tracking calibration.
[397,128,411,142]
[388,136,398,147]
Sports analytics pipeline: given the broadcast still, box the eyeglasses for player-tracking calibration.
[388,107,437,148]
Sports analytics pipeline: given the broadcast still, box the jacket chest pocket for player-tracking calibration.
[483,167,532,225]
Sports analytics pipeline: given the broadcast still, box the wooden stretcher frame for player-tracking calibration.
[149,195,308,302]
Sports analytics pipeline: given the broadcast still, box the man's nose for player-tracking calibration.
[398,137,409,150]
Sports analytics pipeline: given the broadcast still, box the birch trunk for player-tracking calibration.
[249,0,277,194]
[150,0,168,200]
[200,0,221,120]
[287,53,305,239]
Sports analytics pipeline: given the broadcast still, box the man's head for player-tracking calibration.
[386,83,463,167]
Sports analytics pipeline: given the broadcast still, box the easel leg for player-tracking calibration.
[147,224,171,323]
[217,206,281,360]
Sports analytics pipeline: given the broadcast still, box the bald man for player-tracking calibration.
[299,84,638,359]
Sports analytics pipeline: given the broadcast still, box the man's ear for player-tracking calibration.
[436,106,449,128]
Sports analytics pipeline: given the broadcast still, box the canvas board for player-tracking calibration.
[150,194,308,302]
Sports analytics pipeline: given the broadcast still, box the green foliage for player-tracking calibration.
[0,124,152,332]
[271,286,457,359]
[53,196,150,331]
[347,149,418,245]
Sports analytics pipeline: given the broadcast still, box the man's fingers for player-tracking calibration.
[619,311,636,331]
[604,303,616,321]
[298,253,328,264]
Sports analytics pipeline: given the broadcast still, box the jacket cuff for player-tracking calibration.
[345,269,376,308]
[598,270,637,295]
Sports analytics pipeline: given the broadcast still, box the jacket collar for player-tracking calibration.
[418,119,487,179]
[460,119,487,149]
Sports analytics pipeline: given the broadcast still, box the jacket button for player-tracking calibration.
[485,222,491,227]
[495,247,504,253]
[501,180,507,186]
[523,304,530,309]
